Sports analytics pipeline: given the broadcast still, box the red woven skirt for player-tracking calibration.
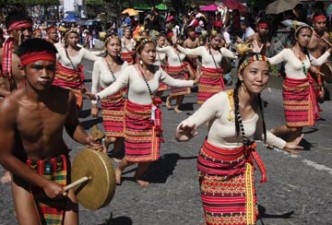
[198,67,224,104]
[53,63,85,109]
[121,52,135,64]
[283,75,318,127]
[125,100,161,162]
[101,90,126,138]
[166,65,191,97]
[27,154,70,225]
[197,140,267,225]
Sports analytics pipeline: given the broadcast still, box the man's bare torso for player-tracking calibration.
[184,37,199,49]
[0,46,26,90]
[184,37,200,60]
[7,87,73,160]
[246,33,271,54]
[308,31,329,58]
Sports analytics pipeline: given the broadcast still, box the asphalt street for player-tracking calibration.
[1,59,332,225]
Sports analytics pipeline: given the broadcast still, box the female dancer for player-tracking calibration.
[176,51,303,225]
[90,38,197,187]
[154,34,168,97]
[156,36,194,113]
[120,27,136,64]
[91,34,128,157]
[263,23,331,141]
[177,32,237,104]
[53,30,100,109]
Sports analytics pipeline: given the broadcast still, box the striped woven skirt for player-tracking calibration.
[283,76,318,127]
[197,140,267,225]
[198,67,224,104]
[125,100,161,163]
[53,63,84,109]
[101,90,126,138]
[27,154,70,225]
[158,82,168,92]
[158,64,168,92]
[121,52,135,64]
[166,65,191,97]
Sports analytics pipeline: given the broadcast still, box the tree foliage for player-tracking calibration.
[0,0,58,6]
[85,0,104,6]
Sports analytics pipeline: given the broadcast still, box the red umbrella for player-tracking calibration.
[200,4,218,12]
[223,0,247,12]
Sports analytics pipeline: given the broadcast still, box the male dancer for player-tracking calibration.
[307,12,331,101]
[46,26,61,48]
[246,20,271,55]
[0,38,101,225]
[183,26,200,79]
[0,11,32,183]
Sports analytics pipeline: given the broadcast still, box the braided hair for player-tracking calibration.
[234,53,268,144]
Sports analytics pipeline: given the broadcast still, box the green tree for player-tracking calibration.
[2,0,58,5]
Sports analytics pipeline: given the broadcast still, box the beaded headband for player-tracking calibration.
[105,34,120,42]
[136,38,154,52]
[293,21,313,36]
[238,54,269,72]
[8,20,32,31]
[20,51,56,66]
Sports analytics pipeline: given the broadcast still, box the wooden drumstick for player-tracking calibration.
[321,37,332,48]
[64,176,91,193]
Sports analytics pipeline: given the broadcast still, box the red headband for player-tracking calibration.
[47,27,57,34]
[20,51,56,66]
[313,15,327,23]
[258,22,269,28]
[33,29,41,35]
[8,20,32,31]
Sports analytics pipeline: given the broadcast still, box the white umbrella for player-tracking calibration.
[265,0,300,15]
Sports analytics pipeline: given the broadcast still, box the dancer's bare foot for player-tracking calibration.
[115,168,122,185]
[174,107,182,113]
[0,171,12,184]
[136,179,149,187]
[166,96,172,109]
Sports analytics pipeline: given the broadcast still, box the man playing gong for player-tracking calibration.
[0,38,101,225]
[307,12,331,101]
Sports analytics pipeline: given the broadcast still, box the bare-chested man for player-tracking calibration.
[183,26,200,79]
[0,38,101,225]
[307,13,330,101]
[0,12,32,96]
[0,11,32,183]
[46,26,62,48]
[246,20,271,55]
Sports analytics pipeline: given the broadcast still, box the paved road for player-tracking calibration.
[1,59,332,225]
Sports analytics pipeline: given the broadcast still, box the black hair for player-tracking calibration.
[103,34,124,64]
[16,38,57,58]
[234,53,268,143]
[135,38,155,54]
[240,19,250,27]
[187,26,195,32]
[5,10,32,29]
